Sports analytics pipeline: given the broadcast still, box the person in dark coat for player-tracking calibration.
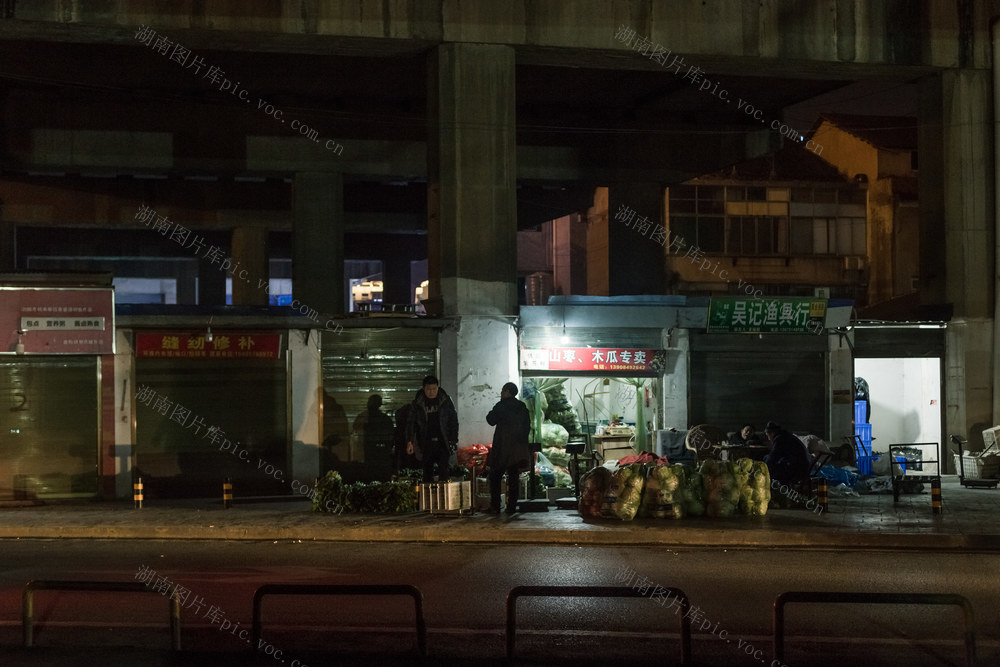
[763,421,811,483]
[485,382,531,515]
[353,394,394,481]
[406,375,459,483]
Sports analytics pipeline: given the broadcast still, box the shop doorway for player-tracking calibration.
[853,357,942,456]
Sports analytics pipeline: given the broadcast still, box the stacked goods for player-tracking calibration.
[601,463,646,520]
[643,464,686,519]
[737,459,771,516]
[541,381,582,436]
[699,459,741,517]
[579,466,612,518]
[682,466,705,517]
[540,422,569,449]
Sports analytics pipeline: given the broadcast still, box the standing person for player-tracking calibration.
[406,375,459,483]
[486,382,531,515]
[352,394,394,481]
[763,421,811,483]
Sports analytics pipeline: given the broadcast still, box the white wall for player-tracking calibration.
[289,329,321,482]
[855,357,941,453]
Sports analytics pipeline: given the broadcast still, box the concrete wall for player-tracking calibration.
[289,328,321,485]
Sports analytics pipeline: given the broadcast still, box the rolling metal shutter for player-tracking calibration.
[321,327,439,442]
[0,357,100,500]
[689,333,827,435]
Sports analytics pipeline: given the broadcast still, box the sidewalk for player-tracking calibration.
[2,476,1000,551]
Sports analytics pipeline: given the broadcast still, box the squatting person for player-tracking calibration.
[406,375,459,483]
[763,420,811,484]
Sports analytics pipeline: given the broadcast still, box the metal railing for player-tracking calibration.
[22,580,181,650]
[773,591,975,666]
[251,583,426,657]
[506,585,691,664]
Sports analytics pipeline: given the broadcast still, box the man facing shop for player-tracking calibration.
[406,375,459,483]
[763,421,811,483]
[485,382,531,515]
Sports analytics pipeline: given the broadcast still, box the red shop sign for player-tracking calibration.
[135,332,282,359]
[520,347,659,373]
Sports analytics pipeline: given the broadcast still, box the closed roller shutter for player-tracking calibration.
[690,333,826,435]
[135,357,288,498]
[0,357,99,500]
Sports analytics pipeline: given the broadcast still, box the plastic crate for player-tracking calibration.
[854,400,868,425]
[854,424,872,456]
[857,455,879,476]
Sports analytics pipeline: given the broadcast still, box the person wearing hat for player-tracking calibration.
[485,382,531,515]
[406,375,459,483]
[763,421,811,484]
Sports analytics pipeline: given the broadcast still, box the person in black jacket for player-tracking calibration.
[763,421,811,483]
[406,375,459,483]
[485,382,531,515]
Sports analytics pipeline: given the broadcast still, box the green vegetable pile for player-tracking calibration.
[601,463,646,520]
[312,470,418,514]
[643,464,687,519]
[540,423,569,450]
[699,459,741,517]
[737,458,771,516]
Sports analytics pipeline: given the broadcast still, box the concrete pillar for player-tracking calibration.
[231,226,269,306]
[289,329,321,484]
[829,330,854,443]
[661,328,689,429]
[607,184,667,295]
[426,43,517,316]
[293,172,344,315]
[921,68,995,448]
[427,43,520,443]
[197,253,227,305]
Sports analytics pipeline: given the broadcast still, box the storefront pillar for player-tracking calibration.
[113,330,134,499]
[427,43,519,442]
[289,329,322,483]
[293,172,344,315]
[920,69,995,449]
[661,327,689,430]
[829,330,854,443]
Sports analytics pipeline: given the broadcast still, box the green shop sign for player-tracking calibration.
[707,297,826,333]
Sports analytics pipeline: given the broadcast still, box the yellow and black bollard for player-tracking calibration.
[223,477,233,509]
[931,478,942,514]
[816,478,828,513]
[133,477,143,509]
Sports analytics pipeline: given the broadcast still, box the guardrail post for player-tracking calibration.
[133,476,143,509]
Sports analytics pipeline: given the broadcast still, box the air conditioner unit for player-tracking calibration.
[843,256,864,271]
[813,287,830,299]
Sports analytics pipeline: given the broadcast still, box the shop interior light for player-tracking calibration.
[206,316,214,343]
[560,324,569,344]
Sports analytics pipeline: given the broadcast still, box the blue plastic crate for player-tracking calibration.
[854,424,872,456]
[854,400,868,425]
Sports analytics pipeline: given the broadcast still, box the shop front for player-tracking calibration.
[320,324,440,481]
[0,281,115,500]
[132,330,289,498]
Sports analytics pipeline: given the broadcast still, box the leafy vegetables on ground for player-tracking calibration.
[313,470,417,513]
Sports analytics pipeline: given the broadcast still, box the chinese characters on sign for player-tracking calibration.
[2,288,115,354]
[706,297,826,334]
[520,347,660,373]
[135,333,282,359]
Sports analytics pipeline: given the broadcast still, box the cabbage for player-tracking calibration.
[541,422,569,449]
[700,460,741,517]
[542,445,571,468]
[681,467,705,516]
[601,463,646,520]
[644,464,685,519]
